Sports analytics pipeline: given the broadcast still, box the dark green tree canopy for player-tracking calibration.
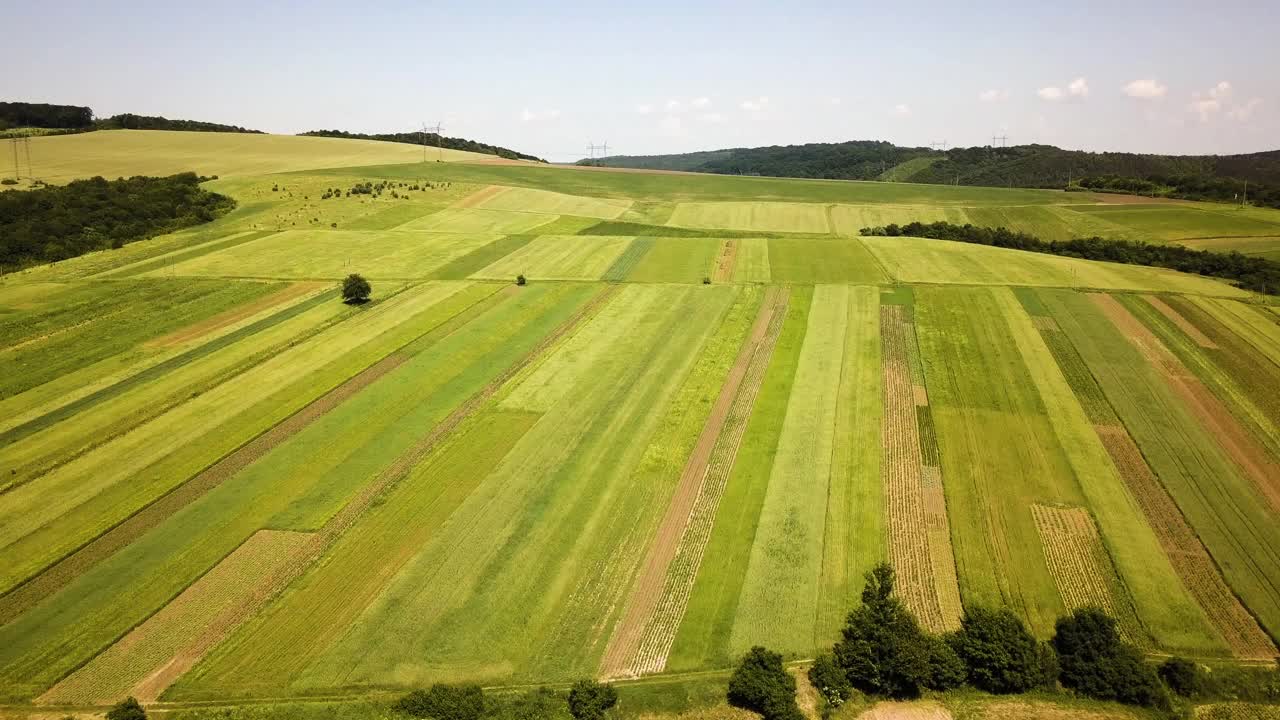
[567,679,618,720]
[393,683,486,720]
[948,606,1046,694]
[342,273,372,304]
[1053,608,1168,710]
[833,563,937,699]
[727,646,803,720]
[105,697,146,720]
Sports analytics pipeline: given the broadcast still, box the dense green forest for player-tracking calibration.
[593,142,1280,208]
[0,102,94,129]
[0,174,233,271]
[862,221,1280,294]
[94,114,262,133]
[300,129,543,162]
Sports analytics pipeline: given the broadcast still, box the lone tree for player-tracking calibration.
[567,678,618,720]
[727,646,804,720]
[342,273,372,304]
[516,273,527,286]
[106,697,146,720]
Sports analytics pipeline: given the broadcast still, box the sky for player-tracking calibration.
[8,0,1278,161]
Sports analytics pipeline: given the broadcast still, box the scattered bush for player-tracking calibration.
[948,605,1049,694]
[1053,607,1168,710]
[106,697,147,720]
[808,652,852,707]
[1158,657,1201,698]
[393,684,486,720]
[567,679,618,720]
[342,273,372,304]
[727,646,804,720]
[1,178,16,185]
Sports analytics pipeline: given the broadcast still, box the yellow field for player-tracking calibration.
[24,130,489,183]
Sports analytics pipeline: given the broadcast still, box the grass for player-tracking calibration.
[766,238,886,284]
[472,235,634,281]
[667,202,831,233]
[471,186,633,219]
[624,238,720,283]
[731,238,771,283]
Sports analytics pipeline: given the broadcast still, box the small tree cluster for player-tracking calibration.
[1053,608,1168,711]
[106,697,147,720]
[947,606,1055,694]
[567,679,618,720]
[728,646,804,720]
[394,684,486,720]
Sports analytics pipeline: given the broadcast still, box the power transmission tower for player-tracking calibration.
[9,138,18,180]
[930,140,948,152]
[990,134,1008,148]
[421,122,444,162]
[586,141,610,166]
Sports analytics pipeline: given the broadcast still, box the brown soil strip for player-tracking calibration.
[881,305,956,633]
[453,184,510,208]
[1095,424,1276,658]
[1093,294,1280,514]
[1144,296,1218,349]
[711,240,739,283]
[857,702,953,720]
[147,282,326,349]
[913,384,929,407]
[1030,504,1144,645]
[600,288,787,678]
[38,530,310,704]
[130,285,621,699]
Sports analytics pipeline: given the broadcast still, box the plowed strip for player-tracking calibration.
[1144,295,1217,349]
[38,530,310,704]
[128,285,621,698]
[147,282,327,348]
[0,288,507,624]
[600,288,787,678]
[454,184,509,208]
[711,240,739,282]
[1093,294,1280,514]
[1030,504,1143,644]
[1095,424,1276,659]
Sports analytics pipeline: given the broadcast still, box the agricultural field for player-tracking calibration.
[1,130,1279,714]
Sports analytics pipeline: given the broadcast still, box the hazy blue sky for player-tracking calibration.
[10,0,1278,160]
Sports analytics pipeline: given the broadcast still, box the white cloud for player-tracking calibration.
[979,89,1008,102]
[519,108,560,122]
[1068,77,1089,97]
[1210,81,1232,99]
[691,96,711,109]
[665,99,682,113]
[1038,77,1087,101]
[1123,79,1167,99]
[893,103,911,117]
[740,96,769,111]
[1037,86,1065,101]
[635,103,654,115]
[1229,97,1262,122]
[1189,98,1221,122]
[698,112,725,124]
[1188,81,1235,121]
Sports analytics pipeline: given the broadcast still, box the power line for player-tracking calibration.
[991,134,1008,148]
[586,141,610,166]
[421,121,445,163]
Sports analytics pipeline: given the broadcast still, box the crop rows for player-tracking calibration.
[604,289,787,678]
[1029,503,1143,644]
[1145,295,1217,349]
[711,240,738,282]
[38,529,310,704]
[1036,325,1117,425]
[1095,425,1276,658]
[881,304,958,633]
[602,237,653,282]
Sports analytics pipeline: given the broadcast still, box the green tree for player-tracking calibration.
[342,273,372,303]
[106,697,146,720]
[516,273,527,286]
[948,605,1047,693]
[808,652,852,707]
[567,679,618,720]
[393,684,485,720]
[727,646,803,720]
[832,563,934,699]
[1158,657,1201,698]
[1053,608,1168,710]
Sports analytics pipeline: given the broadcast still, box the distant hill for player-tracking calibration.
[301,129,544,163]
[1,102,261,134]
[589,142,1280,209]
[93,114,262,134]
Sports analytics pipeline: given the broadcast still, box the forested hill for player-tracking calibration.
[588,142,1280,208]
[94,114,262,133]
[300,130,544,162]
[1,102,261,134]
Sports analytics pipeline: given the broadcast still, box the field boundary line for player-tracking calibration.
[123,284,622,699]
[0,285,506,625]
[599,287,788,679]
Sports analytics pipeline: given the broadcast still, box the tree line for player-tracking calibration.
[300,129,544,162]
[93,114,262,133]
[0,101,93,129]
[0,173,234,272]
[861,221,1280,294]
[1078,174,1279,209]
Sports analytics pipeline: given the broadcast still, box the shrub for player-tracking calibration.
[106,697,146,720]
[833,563,934,699]
[1,178,16,185]
[516,274,527,286]
[949,605,1047,694]
[808,652,852,707]
[728,646,804,720]
[567,679,618,720]
[342,273,372,303]
[393,684,485,720]
[1053,608,1168,710]
[702,276,711,284]
[1158,657,1201,698]
[925,636,966,691]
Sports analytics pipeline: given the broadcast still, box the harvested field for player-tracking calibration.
[1095,424,1276,659]
[712,240,739,283]
[38,529,310,704]
[880,303,959,633]
[857,702,953,720]
[600,289,786,678]
[1029,504,1143,643]
[1196,703,1280,720]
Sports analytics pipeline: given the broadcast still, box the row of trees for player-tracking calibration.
[0,173,234,271]
[1078,174,1280,209]
[93,114,262,133]
[861,221,1280,294]
[392,679,616,720]
[300,129,544,162]
[730,564,1183,720]
[0,101,93,129]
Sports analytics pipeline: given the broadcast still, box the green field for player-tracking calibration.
[2,130,1279,711]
